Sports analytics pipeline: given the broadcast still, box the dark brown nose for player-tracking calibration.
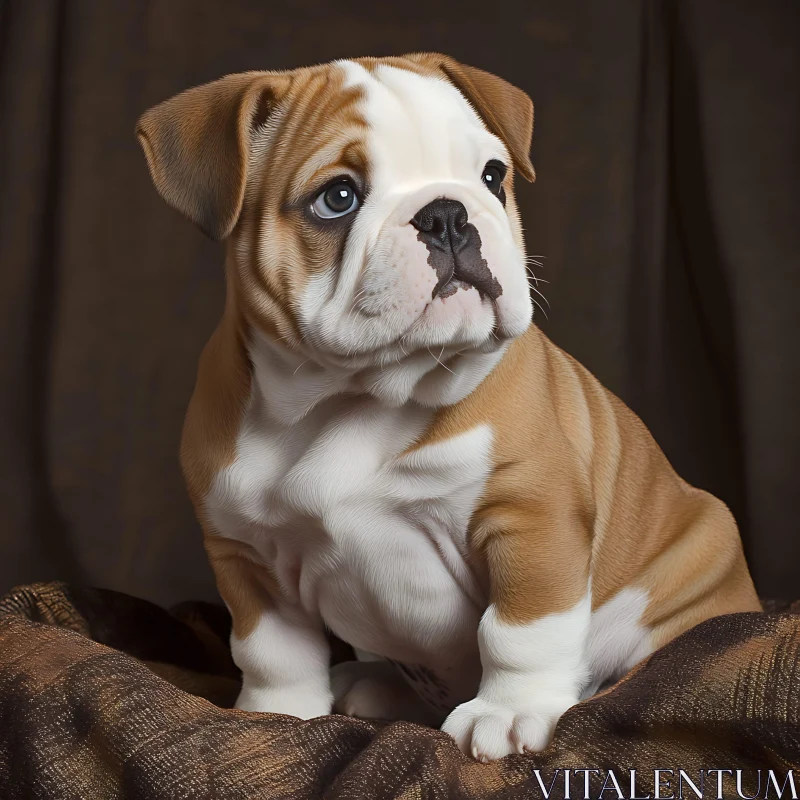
[410,199,470,253]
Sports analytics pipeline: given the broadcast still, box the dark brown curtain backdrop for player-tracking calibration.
[0,0,798,606]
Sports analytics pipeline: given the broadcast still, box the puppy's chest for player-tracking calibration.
[206,397,493,660]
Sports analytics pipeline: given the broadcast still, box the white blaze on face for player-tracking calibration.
[302,61,532,368]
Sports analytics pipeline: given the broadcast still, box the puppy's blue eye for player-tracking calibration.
[313,182,359,218]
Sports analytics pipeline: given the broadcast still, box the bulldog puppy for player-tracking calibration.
[137,53,760,761]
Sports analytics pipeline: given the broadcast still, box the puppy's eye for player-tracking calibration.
[481,161,507,196]
[312,181,359,219]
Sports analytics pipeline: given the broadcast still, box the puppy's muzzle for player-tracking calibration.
[411,198,502,301]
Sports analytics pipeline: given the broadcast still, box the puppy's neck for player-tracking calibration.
[246,328,509,427]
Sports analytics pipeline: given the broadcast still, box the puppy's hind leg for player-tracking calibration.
[331,660,445,726]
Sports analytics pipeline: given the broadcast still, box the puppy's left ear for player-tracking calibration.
[136,71,291,240]
[405,53,535,183]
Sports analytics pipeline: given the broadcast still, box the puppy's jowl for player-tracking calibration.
[138,54,759,761]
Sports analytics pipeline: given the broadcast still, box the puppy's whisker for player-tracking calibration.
[532,298,549,321]
[525,264,546,275]
[293,358,311,375]
[427,346,454,375]
[348,289,368,316]
[525,267,549,289]
[531,286,550,309]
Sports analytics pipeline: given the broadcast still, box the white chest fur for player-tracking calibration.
[204,371,493,684]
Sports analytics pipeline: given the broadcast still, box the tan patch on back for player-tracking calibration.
[410,325,759,636]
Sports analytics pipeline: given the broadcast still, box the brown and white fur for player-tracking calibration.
[137,54,760,761]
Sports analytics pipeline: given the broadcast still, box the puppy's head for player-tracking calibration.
[137,55,535,404]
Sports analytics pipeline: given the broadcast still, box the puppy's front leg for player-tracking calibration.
[209,538,332,719]
[443,506,591,761]
[233,604,332,718]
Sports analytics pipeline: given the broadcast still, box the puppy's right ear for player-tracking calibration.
[136,72,290,241]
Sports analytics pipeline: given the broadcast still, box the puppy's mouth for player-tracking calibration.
[432,263,501,302]
[437,276,472,299]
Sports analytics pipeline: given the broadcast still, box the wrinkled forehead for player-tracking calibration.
[336,61,508,192]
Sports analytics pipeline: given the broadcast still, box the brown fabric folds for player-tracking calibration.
[0,582,797,798]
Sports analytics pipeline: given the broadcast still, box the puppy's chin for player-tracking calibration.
[400,285,533,352]
[300,279,531,370]
[301,295,519,373]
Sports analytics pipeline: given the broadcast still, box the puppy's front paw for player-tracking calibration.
[235,683,332,719]
[441,694,575,761]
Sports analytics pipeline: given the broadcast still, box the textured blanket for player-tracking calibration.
[0,582,797,799]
